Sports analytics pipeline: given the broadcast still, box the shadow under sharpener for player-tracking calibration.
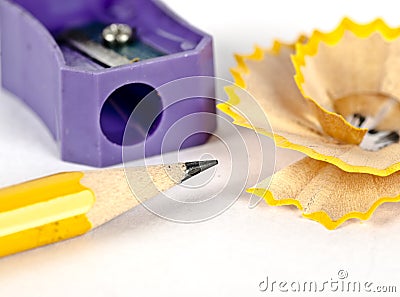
[0,0,216,167]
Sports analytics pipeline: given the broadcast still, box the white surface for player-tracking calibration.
[2,1,400,296]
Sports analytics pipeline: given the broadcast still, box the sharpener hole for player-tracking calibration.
[100,83,163,145]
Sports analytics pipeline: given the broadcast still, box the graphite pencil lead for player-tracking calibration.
[182,160,218,182]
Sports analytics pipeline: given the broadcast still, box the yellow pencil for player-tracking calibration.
[0,160,218,257]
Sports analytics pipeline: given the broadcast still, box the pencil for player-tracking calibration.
[0,160,218,257]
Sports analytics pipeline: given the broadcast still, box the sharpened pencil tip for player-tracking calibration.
[182,160,219,182]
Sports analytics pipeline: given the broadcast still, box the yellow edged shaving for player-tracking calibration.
[217,30,400,176]
[217,38,304,135]
[269,134,400,177]
[291,18,400,145]
[248,187,400,230]
[247,157,400,230]
[218,18,400,229]
[219,91,400,176]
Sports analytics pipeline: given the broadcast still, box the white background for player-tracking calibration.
[1,0,400,296]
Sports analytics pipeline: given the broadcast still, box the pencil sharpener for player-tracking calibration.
[0,0,216,167]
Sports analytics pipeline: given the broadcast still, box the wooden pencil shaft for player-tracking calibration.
[83,163,189,228]
[0,160,218,257]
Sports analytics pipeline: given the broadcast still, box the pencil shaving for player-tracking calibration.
[291,18,400,174]
[219,18,400,228]
[249,157,400,230]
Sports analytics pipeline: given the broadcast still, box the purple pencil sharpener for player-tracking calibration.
[0,0,216,167]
